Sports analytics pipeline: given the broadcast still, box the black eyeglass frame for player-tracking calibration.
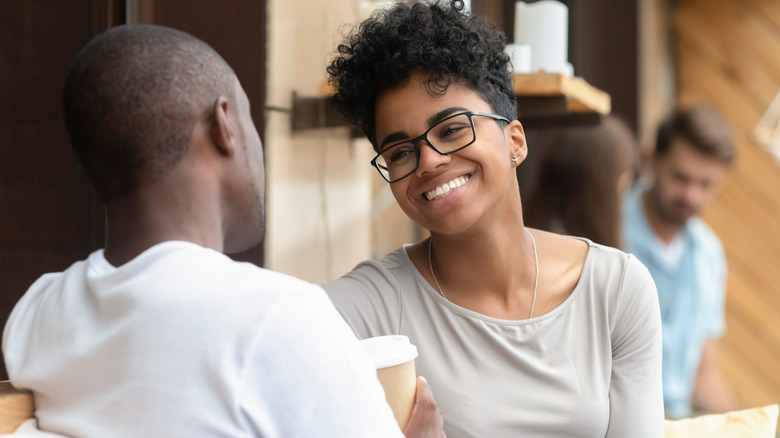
[370,111,511,183]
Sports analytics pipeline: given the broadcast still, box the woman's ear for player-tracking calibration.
[507,120,528,166]
[210,96,236,157]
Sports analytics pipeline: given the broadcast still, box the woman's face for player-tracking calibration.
[373,71,526,235]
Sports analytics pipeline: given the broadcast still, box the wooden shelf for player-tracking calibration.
[291,74,610,134]
[512,73,611,115]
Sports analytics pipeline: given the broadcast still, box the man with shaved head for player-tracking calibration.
[2,25,442,437]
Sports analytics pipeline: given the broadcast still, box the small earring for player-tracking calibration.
[511,155,520,164]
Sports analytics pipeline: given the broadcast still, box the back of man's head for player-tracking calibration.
[655,104,736,165]
[63,24,236,201]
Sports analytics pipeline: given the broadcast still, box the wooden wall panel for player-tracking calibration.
[674,0,780,413]
[0,0,117,380]
[0,0,267,380]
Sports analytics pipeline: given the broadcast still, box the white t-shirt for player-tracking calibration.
[3,241,402,438]
[325,239,664,438]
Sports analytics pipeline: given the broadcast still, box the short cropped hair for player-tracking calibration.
[655,104,736,164]
[327,0,516,150]
[63,24,236,201]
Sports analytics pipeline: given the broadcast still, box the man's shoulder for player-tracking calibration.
[143,241,322,294]
[622,185,649,228]
[622,186,655,253]
[686,216,718,239]
[12,242,326,330]
[24,259,88,295]
[7,257,91,319]
[163,246,329,320]
[685,217,724,253]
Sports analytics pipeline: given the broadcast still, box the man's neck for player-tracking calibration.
[641,191,682,245]
[102,187,224,267]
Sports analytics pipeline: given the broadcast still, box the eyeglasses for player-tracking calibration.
[370,111,511,183]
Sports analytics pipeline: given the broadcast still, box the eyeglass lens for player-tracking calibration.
[376,113,476,182]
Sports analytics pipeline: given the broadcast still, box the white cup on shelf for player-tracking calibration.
[505,43,532,73]
[514,0,573,76]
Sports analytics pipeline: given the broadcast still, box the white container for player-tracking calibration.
[358,0,397,19]
[514,1,573,75]
[505,43,532,73]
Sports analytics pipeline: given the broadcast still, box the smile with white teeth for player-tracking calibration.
[425,176,470,201]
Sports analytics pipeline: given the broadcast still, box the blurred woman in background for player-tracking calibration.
[524,116,638,249]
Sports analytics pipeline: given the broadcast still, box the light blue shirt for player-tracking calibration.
[623,186,726,419]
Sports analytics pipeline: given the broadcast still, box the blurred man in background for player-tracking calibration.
[623,104,738,418]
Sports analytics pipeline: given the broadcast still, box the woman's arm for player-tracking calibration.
[606,255,664,437]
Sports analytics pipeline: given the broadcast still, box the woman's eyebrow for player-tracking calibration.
[427,107,468,126]
[379,107,470,149]
[379,131,411,149]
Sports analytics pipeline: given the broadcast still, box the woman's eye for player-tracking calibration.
[387,144,415,164]
[437,123,469,139]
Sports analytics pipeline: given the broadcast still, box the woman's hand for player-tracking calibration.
[403,376,446,438]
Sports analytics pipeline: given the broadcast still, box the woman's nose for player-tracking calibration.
[415,140,451,176]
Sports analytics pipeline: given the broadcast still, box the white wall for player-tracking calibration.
[639,0,675,151]
[266,0,412,284]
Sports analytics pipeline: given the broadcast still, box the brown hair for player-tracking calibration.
[655,104,736,164]
[524,116,637,249]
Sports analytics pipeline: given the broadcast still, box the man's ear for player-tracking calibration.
[507,120,528,166]
[211,96,236,157]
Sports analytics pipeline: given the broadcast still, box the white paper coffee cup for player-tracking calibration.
[360,335,419,429]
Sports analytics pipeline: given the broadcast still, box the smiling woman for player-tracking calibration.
[323,1,664,437]
[371,110,510,184]
[371,72,525,236]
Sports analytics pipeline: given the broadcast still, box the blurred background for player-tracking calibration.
[1,0,779,416]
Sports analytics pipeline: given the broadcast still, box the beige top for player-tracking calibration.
[324,239,664,438]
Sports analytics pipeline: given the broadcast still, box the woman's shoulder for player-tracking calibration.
[580,239,653,285]
[322,245,423,307]
[534,230,653,306]
[572,239,659,325]
[539,231,642,276]
[535,229,590,262]
[322,245,422,337]
[564,237,653,294]
[335,245,416,284]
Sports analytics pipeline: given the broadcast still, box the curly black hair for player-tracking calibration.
[327,0,516,151]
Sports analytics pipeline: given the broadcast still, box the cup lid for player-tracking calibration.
[360,335,418,369]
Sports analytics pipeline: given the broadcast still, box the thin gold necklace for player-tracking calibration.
[428,228,539,319]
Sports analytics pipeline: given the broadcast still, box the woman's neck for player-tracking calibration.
[423,214,537,314]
